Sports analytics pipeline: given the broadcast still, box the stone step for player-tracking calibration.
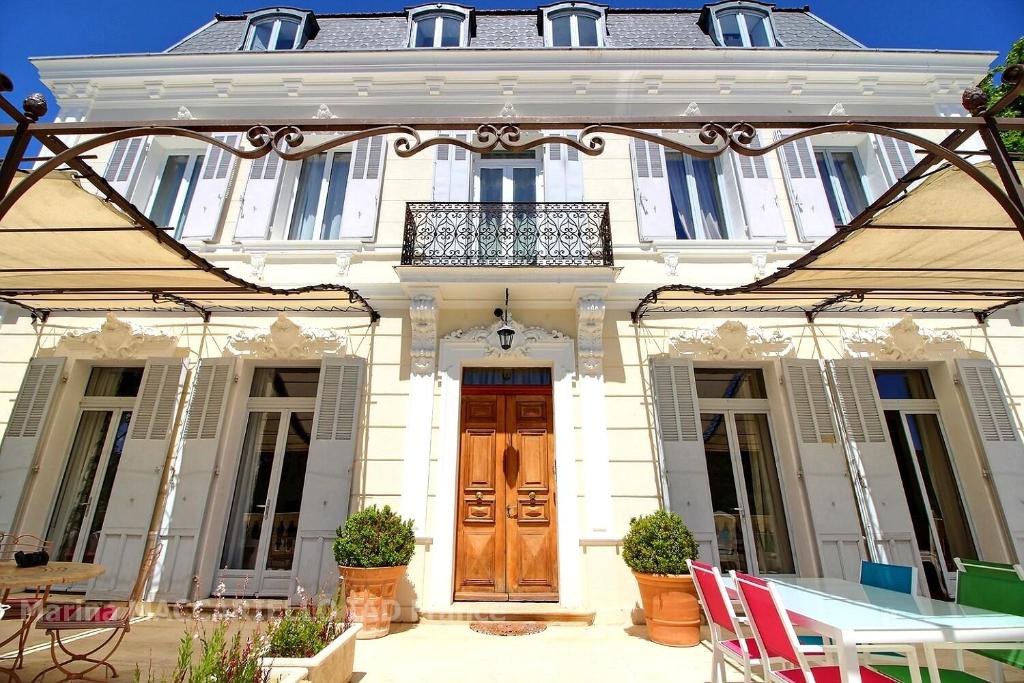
[419,603,595,626]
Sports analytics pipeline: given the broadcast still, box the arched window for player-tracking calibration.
[707,3,777,47]
[408,5,470,48]
[541,3,606,48]
[240,10,316,51]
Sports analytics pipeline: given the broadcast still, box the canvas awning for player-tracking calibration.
[0,170,378,321]
[633,162,1024,322]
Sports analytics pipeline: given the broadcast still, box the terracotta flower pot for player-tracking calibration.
[632,571,701,647]
[338,565,406,639]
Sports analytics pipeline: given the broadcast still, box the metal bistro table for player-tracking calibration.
[725,575,1024,683]
[0,561,104,682]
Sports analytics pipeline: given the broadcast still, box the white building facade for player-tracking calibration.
[1,2,1022,620]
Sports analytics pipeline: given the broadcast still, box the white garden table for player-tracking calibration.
[724,575,1024,683]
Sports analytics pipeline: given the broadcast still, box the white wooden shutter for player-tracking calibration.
[873,134,919,185]
[774,129,835,240]
[733,131,785,239]
[0,357,65,533]
[234,153,283,240]
[783,359,865,580]
[957,359,1024,562]
[649,358,716,561]
[88,358,186,600]
[178,134,239,240]
[156,357,235,600]
[826,360,921,575]
[102,137,148,198]
[543,132,584,202]
[340,136,386,239]
[293,357,366,601]
[432,133,472,202]
[631,135,675,240]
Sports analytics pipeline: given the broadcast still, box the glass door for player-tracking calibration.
[475,152,540,263]
[702,411,795,575]
[220,410,313,596]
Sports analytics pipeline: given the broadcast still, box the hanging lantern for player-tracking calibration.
[495,288,515,350]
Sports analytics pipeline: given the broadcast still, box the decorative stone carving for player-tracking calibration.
[682,101,701,116]
[336,253,352,278]
[444,318,568,358]
[248,253,267,281]
[409,295,438,375]
[828,102,847,116]
[175,106,195,120]
[55,313,178,359]
[668,321,793,360]
[313,104,337,119]
[663,252,680,276]
[843,316,981,361]
[499,102,517,118]
[226,313,348,359]
[751,253,768,279]
[576,295,606,377]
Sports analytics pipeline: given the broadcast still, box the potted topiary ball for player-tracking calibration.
[333,505,415,639]
[622,509,700,647]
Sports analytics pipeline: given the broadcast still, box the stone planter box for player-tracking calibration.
[262,623,362,683]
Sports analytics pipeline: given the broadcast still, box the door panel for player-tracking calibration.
[454,391,557,602]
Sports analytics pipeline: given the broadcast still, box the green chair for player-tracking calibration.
[871,664,986,683]
[955,558,1024,582]
[956,568,1024,681]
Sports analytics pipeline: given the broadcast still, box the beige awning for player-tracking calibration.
[635,162,1024,321]
[0,171,378,321]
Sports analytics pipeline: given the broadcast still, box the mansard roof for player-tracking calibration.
[166,5,863,54]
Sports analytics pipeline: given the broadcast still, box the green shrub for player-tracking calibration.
[621,509,698,575]
[266,604,344,658]
[333,505,415,568]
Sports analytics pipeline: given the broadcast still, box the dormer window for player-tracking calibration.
[541,3,606,48]
[240,9,317,51]
[408,5,471,48]
[702,2,778,48]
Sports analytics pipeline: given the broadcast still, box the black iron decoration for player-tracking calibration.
[494,288,515,351]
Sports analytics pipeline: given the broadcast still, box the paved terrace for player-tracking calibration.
[2,615,1022,682]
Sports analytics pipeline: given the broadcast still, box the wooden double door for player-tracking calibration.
[454,390,558,602]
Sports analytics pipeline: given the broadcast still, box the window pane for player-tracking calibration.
[463,368,552,386]
[512,167,536,202]
[149,155,189,228]
[832,151,869,219]
[665,153,695,239]
[691,158,726,239]
[874,369,936,400]
[221,412,280,570]
[440,16,462,46]
[265,412,313,571]
[85,367,144,397]
[551,15,572,46]
[735,413,795,574]
[273,19,299,49]
[414,17,436,47]
[695,368,768,399]
[288,153,327,240]
[175,154,204,237]
[745,13,771,46]
[719,12,744,46]
[703,413,749,573]
[479,167,503,202]
[249,22,273,51]
[815,151,845,224]
[320,153,351,240]
[81,411,132,564]
[576,14,599,46]
[249,367,322,398]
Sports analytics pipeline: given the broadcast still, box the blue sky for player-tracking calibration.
[0,0,1021,126]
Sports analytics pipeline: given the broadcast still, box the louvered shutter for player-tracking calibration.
[631,135,675,240]
[156,358,235,600]
[733,131,786,239]
[826,360,921,576]
[783,360,865,579]
[293,357,366,600]
[543,132,584,202]
[178,134,239,240]
[432,133,472,202]
[340,136,386,239]
[774,129,835,240]
[649,359,716,561]
[88,358,186,600]
[102,137,149,198]
[234,153,283,239]
[0,357,65,533]
[874,134,920,185]
[956,359,1024,561]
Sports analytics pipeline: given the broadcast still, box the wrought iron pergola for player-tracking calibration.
[0,65,1021,324]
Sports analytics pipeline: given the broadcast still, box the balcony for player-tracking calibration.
[401,202,613,267]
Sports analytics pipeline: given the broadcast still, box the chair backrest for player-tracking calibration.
[688,560,740,634]
[955,558,1024,582]
[714,514,737,553]
[860,560,916,595]
[957,570,1024,617]
[732,571,803,669]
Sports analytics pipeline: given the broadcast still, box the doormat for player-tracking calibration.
[469,621,547,636]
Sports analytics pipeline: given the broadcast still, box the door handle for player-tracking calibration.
[506,504,518,519]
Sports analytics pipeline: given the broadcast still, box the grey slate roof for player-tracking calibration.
[168,6,863,54]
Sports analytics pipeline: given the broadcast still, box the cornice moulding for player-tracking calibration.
[443,317,569,358]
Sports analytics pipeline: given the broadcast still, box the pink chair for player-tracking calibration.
[731,571,899,683]
[689,561,824,683]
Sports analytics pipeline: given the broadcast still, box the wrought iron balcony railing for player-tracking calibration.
[402,202,613,267]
